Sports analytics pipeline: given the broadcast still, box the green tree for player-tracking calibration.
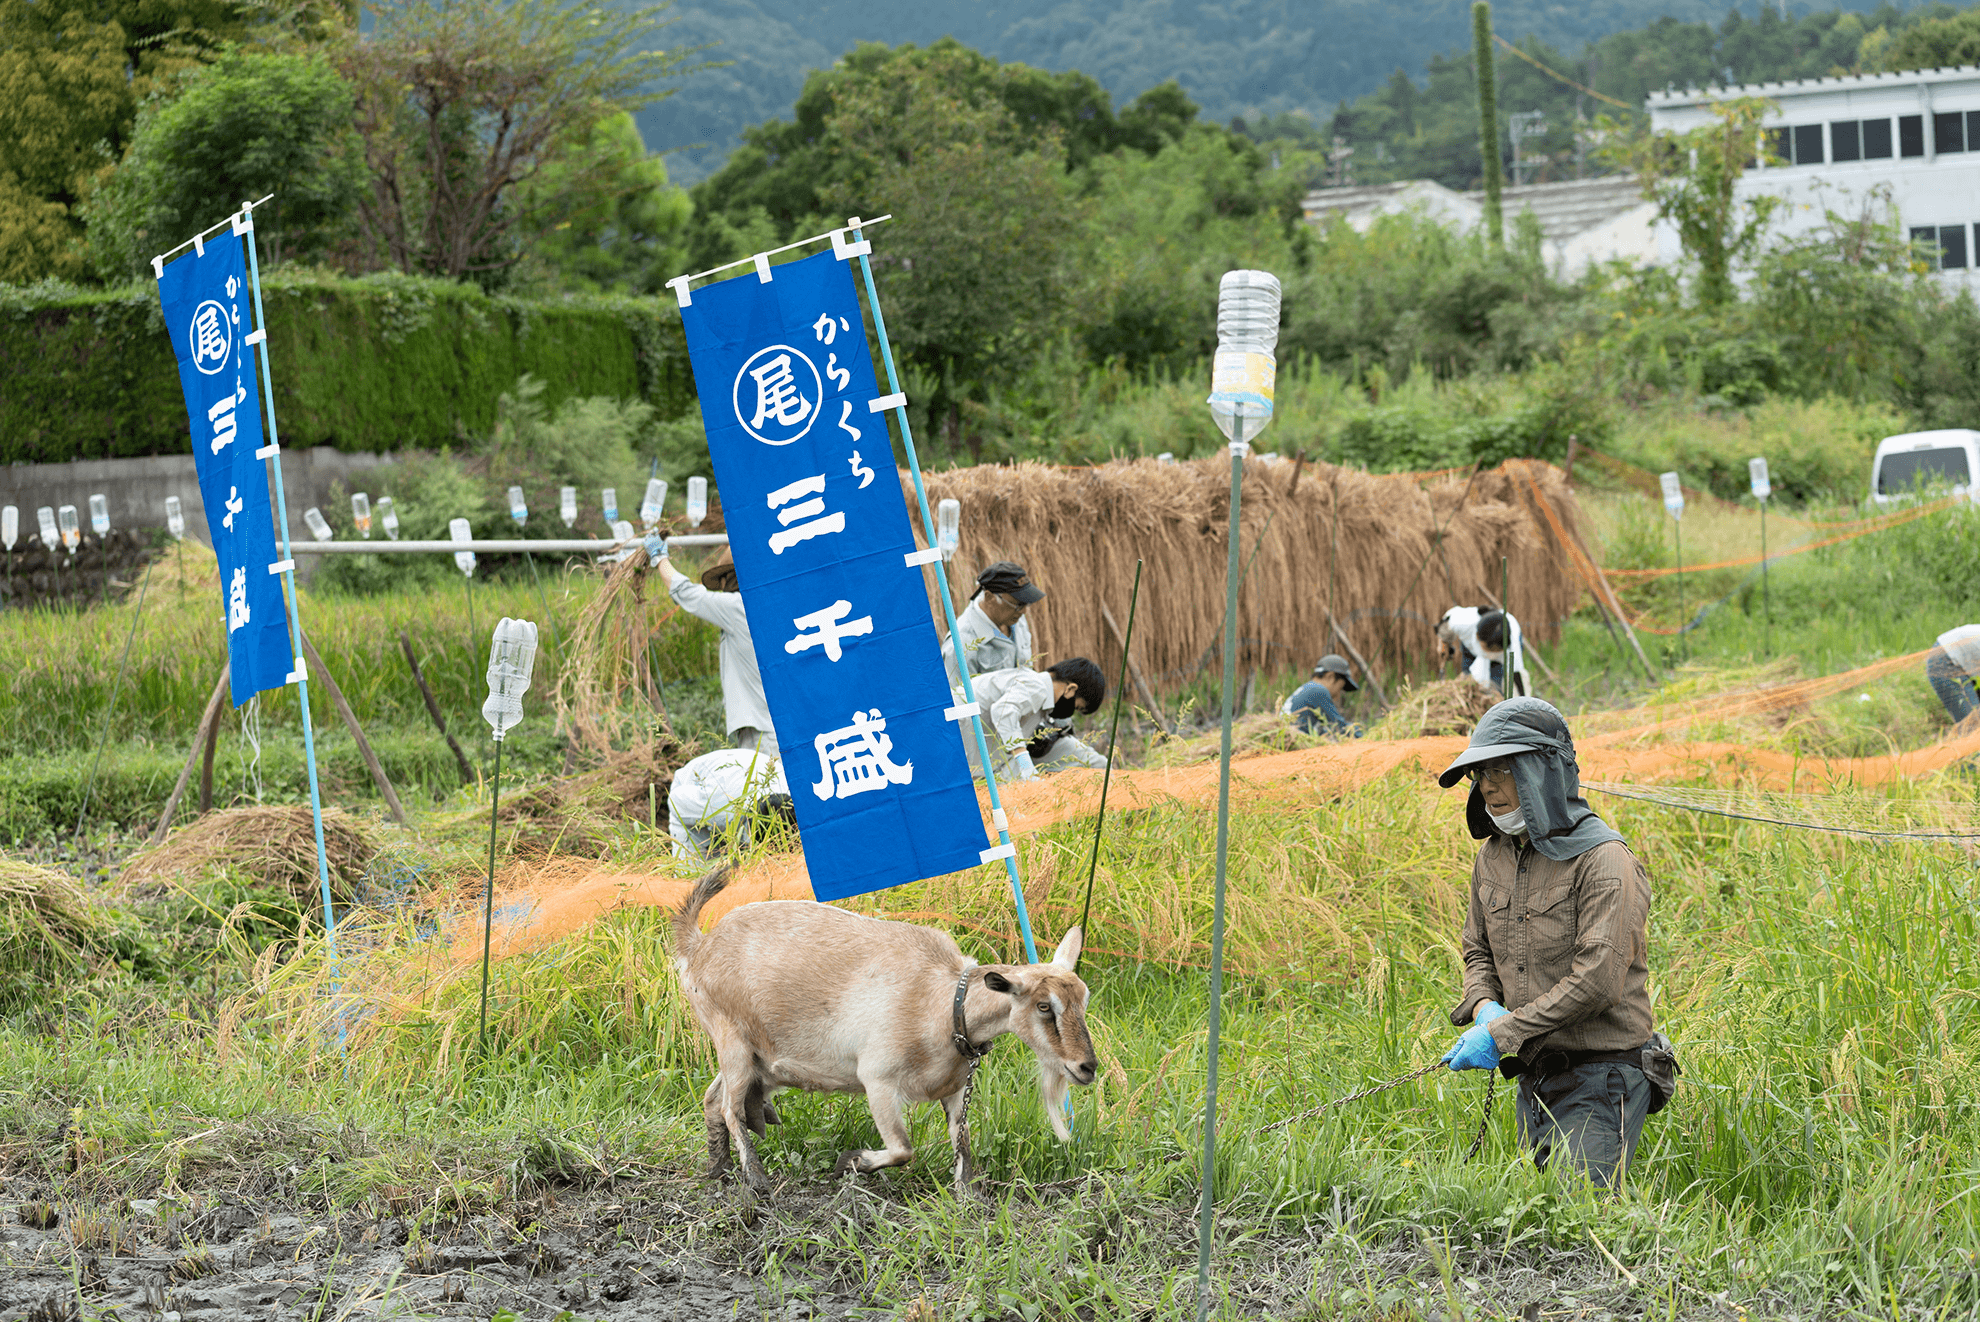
[85,50,364,280]
[0,0,253,282]
[1606,97,1781,308]
[340,0,685,283]
[1878,8,1980,71]
[511,112,691,295]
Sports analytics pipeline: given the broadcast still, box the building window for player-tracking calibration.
[1832,120,1861,161]
[1793,123,1825,164]
[1942,226,1970,269]
[1970,111,1980,151]
[1864,117,1894,158]
[1765,127,1789,163]
[1935,112,1966,154]
[1901,114,1925,157]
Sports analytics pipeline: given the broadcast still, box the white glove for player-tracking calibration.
[1005,750,1037,782]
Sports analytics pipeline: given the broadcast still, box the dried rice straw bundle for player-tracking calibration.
[914,457,1589,692]
[119,805,378,909]
[556,546,676,761]
[0,860,137,1007]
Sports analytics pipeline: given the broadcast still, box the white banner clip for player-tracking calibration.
[979,843,1017,865]
[903,547,942,567]
[665,275,692,308]
[255,443,279,459]
[268,559,295,576]
[944,700,980,723]
[150,256,164,281]
[244,329,266,346]
[830,228,872,261]
[753,252,773,283]
[231,211,253,236]
[991,808,1008,830]
[193,233,204,257]
[869,393,906,414]
[285,658,305,684]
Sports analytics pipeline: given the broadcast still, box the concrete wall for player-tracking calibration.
[0,449,401,551]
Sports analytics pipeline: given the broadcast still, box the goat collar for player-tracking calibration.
[952,966,994,1061]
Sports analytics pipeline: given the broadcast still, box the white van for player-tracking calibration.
[1869,430,1980,507]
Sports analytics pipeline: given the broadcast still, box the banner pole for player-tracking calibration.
[1197,418,1246,1322]
[847,218,1039,966]
[239,201,340,986]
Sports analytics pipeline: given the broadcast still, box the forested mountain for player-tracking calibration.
[639,0,1916,183]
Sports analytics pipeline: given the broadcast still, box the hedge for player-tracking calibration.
[0,271,695,464]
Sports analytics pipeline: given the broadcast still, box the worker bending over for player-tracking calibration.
[1281,653,1362,737]
[965,659,1107,781]
[666,747,794,859]
[1437,605,1529,697]
[649,540,779,758]
[1927,624,1980,735]
[1437,698,1678,1188]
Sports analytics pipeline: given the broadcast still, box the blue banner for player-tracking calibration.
[157,226,293,706]
[680,249,986,901]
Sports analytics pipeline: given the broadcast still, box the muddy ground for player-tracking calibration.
[0,1165,1738,1322]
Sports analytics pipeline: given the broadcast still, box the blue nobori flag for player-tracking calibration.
[680,249,985,901]
[157,226,292,706]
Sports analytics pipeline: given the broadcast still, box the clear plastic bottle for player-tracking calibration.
[304,508,334,541]
[1659,471,1684,520]
[482,617,540,741]
[1,505,16,551]
[37,507,57,551]
[560,486,578,528]
[378,496,399,541]
[1206,269,1282,445]
[640,478,667,528]
[164,497,185,541]
[601,487,619,525]
[685,477,707,527]
[352,492,372,537]
[450,517,476,576]
[507,486,528,526]
[936,498,960,559]
[58,505,79,551]
[89,494,110,536]
[1748,457,1771,502]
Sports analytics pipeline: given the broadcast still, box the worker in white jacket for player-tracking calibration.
[650,543,780,757]
[1436,605,1530,698]
[943,560,1039,687]
[963,658,1106,781]
[665,746,793,858]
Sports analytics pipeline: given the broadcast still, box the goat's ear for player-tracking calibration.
[1050,926,1083,970]
[982,969,1015,993]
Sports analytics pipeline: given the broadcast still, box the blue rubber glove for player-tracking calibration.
[643,534,667,562]
[1443,1000,1507,1071]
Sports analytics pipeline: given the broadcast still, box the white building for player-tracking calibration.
[1302,176,1657,279]
[1646,65,1980,290]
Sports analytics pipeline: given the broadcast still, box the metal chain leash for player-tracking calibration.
[1262,1060,1500,1164]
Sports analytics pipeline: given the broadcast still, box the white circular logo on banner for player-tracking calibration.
[188,299,232,376]
[732,344,822,446]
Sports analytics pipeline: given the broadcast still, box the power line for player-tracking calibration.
[1493,34,1633,111]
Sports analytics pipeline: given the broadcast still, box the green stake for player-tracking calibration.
[1076,558,1144,969]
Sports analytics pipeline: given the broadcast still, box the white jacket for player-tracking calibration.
[670,578,777,743]
[943,598,1032,687]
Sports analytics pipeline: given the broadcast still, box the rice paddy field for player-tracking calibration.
[2,462,1979,1321]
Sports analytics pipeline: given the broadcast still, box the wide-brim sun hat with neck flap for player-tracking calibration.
[1437,696,1565,788]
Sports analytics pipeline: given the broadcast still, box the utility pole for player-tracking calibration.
[1472,2,1503,246]
[1509,110,1548,186]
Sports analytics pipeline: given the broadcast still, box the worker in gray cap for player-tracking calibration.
[1436,697,1678,1189]
[1281,654,1361,736]
[943,561,1042,687]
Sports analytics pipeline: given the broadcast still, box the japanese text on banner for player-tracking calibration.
[679,250,985,901]
[156,229,292,705]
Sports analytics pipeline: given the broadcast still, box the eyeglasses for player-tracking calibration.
[1465,760,1517,784]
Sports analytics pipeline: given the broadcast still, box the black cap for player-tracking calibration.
[975,561,1044,605]
[1313,654,1358,691]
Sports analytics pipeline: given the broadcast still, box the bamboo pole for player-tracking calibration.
[150,663,231,846]
[1076,559,1143,971]
[1101,601,1171,734]
[298,628,407,825]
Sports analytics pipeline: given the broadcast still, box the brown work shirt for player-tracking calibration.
[1451,833,1653,1063]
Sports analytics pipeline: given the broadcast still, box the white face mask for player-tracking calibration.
[1488,806,1527,837]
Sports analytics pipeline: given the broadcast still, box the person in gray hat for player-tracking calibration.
[1280,654,1361,736]
[943,560,1043,687]
[1436,697,1678,1188]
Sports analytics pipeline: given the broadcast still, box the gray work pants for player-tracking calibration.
[1515,1061,1653,1189]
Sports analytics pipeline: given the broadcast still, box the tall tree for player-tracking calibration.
[1472,1,1503,247]
[340,0,685,282]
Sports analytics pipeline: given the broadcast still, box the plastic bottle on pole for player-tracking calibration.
[482,618,540,741]
[58,505,79,551]
[451,517,476,577]
[560,486,578,528]
[2,505,16,551]
[508,486,528,527]
[89,494,110,536]
[601,488,619,526]
[37,507,58,551]
[351,492,372,538]
[164,497,185,541]
[304,508,334,541]
[685,477,707,528]
[377,496,399,541]
[640,478,667,529]
[1207,270,1282,445]
[936,498,960,560]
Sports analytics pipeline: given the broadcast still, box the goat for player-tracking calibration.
[671,866,1097,1198]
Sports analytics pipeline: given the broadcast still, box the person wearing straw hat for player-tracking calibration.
[943,561,1042,687]
[1436,698,1677,1188]
[665,746,795,858]
[1926,624,1980,736]
[650,545,779,758]
[1280,654,1362,736]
